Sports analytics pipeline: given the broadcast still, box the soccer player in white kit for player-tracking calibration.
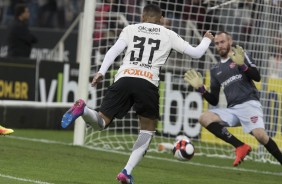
[61,4,214,184]
[184,31,282,167]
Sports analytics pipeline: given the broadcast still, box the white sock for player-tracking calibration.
[82,106,105,130]
[124,130,155,175]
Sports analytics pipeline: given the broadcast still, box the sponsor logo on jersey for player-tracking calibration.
[221,74,242,88]
[123,68,153,80]
[250,116,258,123]
[130,61,152,69]
[138,26,160,34]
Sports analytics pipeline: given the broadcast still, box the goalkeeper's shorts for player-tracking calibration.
[209,100,264,133]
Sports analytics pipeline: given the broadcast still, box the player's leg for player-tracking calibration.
[122,116,156,174]
[117,77,159,184]
[61,78,130,129]
[239,101,282,165]
[61,99,86,128]
[251,128,282,165]
[117,116,156,184]
[199,111,246,148]
[61,99,107,129]
[81,108,107,130]
[199,110,251,166]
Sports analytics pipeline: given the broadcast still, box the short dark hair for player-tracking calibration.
[15,3,27,18]
[143,4,162,18]
[216,31,231,37]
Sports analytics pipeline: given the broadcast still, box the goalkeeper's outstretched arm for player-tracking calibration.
[228,45,261,82]
[201,86,220,106]
[184,69,220,106]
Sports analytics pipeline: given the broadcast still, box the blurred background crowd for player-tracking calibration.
[0,0,281,77]
[0,0,85,29]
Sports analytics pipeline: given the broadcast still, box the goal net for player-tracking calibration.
[80,0,282,164]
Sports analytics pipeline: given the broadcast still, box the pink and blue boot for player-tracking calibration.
[61,99,86,128]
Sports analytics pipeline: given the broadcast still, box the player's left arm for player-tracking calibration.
[229,45,261,82]
[241,53,261,82]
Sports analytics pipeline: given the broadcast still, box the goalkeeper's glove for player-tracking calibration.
[228,45,248,71]
[184,69,206,94]
[228,45,245,66]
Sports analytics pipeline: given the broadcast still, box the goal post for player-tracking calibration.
[73,0,97,145]
[76,0,282,164]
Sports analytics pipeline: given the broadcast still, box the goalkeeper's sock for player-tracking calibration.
[264,137,282,165]
[82,107,105,130]
[124,130,155,175]
[206,122,244,148]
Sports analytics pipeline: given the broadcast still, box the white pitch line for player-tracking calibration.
[7,136,71,146]
[145,155,282,176]
[7,136,282,178]
[86,146,282,177]
[0,173,54,184]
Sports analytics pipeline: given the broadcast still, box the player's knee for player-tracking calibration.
[98,112,112,125]
[199,111,217,127]
[139,116,157,131]
[252,128,269,145]
[198,114,206,126]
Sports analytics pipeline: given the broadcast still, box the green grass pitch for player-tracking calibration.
[0,129,281,184]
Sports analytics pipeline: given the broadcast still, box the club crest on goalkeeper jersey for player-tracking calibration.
[114,22,190,87]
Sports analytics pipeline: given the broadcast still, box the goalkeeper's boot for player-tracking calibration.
[0,125,14,135]
[61,99,86,128]
[116,169,134,184]
[233,144,252,166]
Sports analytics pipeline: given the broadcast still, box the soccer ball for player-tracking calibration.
[175,135,189,142]
[172,138,195,161]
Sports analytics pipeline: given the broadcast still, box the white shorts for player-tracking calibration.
[209,100,265,133]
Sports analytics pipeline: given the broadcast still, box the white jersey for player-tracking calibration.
[99,22,211,87]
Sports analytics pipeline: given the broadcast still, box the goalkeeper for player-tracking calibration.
[61,3,214,184]
[184,31,282,166]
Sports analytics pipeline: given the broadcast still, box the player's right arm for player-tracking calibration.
[92,26,130,87]
[91,39,127,87]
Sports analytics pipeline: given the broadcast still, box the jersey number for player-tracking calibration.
[130,36,160,64]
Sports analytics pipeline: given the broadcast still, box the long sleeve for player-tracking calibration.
[183,37,211,58]
[98,39,127,76]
